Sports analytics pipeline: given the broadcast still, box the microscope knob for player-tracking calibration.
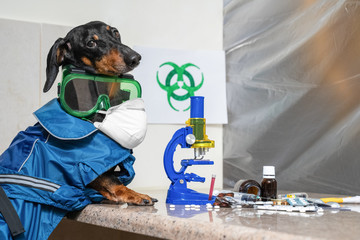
[185,134,196,145]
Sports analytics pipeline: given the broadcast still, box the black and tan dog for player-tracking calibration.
[45,21,156,206]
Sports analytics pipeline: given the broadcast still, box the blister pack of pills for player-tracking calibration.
[286,198,311,207]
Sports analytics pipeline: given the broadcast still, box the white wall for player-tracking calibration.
[0,0,223,191]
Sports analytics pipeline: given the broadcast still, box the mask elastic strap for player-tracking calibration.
[97,110,107,115]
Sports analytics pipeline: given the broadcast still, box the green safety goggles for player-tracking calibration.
[58,65,142,118]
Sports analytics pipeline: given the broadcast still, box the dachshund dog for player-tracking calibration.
[45,21,156,206]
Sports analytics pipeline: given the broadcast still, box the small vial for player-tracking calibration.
[208,174,216,200]
[233,179,261,196]
[261,166,277,201]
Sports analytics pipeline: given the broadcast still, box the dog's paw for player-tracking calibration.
[110,185,157,206]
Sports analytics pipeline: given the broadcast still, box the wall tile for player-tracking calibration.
[0,18,40,153]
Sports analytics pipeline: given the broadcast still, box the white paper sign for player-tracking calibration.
[132,46,227,124]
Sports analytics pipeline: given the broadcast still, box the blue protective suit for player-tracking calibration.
[0,98,136,240]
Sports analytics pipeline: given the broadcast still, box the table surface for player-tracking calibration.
[68,190,360,240]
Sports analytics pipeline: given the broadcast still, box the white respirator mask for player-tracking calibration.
[93,98,147,149]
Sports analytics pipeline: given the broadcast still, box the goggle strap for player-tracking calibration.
[57,83,61,96]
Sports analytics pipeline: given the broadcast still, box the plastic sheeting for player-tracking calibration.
[223,0,360,195]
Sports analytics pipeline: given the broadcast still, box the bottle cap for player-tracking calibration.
[263,166,275,178]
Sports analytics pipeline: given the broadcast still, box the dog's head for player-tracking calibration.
[44,21,141,92]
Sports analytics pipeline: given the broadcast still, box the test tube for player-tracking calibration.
[208,174,216,200]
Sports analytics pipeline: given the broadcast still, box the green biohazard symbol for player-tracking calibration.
[156,62,204,111]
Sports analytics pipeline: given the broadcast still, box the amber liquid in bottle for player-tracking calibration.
[261,178,277,201]
[261,166,277,201]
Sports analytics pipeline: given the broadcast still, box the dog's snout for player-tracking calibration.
[126,53,141,68]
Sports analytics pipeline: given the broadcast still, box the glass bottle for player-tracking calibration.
[233,179,261,196]
[261,166,277,201]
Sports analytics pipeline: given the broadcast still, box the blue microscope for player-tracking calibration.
[163,96,216,205]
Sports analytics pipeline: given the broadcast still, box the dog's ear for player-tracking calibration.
[44,38,71,92]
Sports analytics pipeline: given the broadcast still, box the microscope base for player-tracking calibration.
[166,181,216,205]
